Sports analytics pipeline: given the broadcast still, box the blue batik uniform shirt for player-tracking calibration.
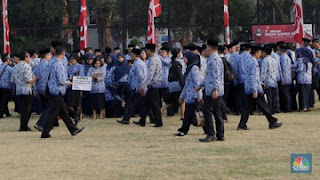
[11,61,33,95]
[200,52,224,97]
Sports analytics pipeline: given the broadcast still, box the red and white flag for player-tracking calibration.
[293,0,303,47]
[147,0,162,44]
[78,0,88,50]
[224,0,230,44]
[2,0,10,54]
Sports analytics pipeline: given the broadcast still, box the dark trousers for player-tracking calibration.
[202,96,224,138]
[158,88,168,107]
[265,87,280,114]
[0,88,11,117]
[141,88,163,126]
[36,94,50,127]
[123,91,143,121]
[224,82,233,111]
[178,102,197,133]
[41,95,78,137]
[220,100,228,120]
[234,84,244,114]
[19,95,33,130]
[298,84,312,110]
[317,84,320,101]
[105,100,124,118]
[239,94,277,128]
[279,85,292,112]
[291,83,298,111]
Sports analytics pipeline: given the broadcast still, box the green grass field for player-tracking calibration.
[0,101,319,180]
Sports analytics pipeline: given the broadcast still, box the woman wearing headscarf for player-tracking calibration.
[174,51,203,137]
[109,53,131,108]
[295,48,313,112]
[104,55,118,117]
[161,48,185,120]
[84,53,94,75]
[87,56,106,119]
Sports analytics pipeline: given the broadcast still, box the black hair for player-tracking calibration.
[55,46,65,56]
[171,48,180,62]
[251,49,261,56]
[19,51,29,60]
[93,55,102,66]
[105,47,112,54]
[1,53,9,61]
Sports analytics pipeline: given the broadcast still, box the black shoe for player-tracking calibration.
[180,118,184,121]
[199,136,216,142]
[237,126,250,130]
[174,132,187,137]
[117,119,130,124]
[6,114,12,117]
[133,121,145,127]
[149,121,156,124]
[153,124,163,128]
[19,127,32,132]
[34,124,43,132]
[269,122,283,129]
[72,127,85,136]
[41,134,52,139]
[217,137,225,141]
[0,116,3,119]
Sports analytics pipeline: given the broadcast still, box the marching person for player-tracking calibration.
[33,48,53,131]
[87,56,106,119]
[137,43,163,127]
[41,46,84,138]
[11,51,38,131]
[260,47,280,114]
[237,46,282,130]
[161,48,185,120]
[195,40,225,142]
[0,54,13,119]
[174,51,202,137]
[117,48,148,124]
[234,44,251,115]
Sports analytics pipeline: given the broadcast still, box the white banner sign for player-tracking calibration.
[72,76,92,91]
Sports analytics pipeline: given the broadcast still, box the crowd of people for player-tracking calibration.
[0,37,319,141]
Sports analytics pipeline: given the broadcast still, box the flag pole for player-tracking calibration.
[224,0,230,44]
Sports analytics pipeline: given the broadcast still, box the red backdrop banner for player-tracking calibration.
[252,24,312,44]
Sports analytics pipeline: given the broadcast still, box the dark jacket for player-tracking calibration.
[168,60,184,88]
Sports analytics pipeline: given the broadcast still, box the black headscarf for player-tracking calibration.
[106,54,117,70]
[301,48,315,65]
[183,51,200,80]
[114,53,130,82]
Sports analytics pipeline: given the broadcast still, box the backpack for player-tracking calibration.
[222,57,234,82]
